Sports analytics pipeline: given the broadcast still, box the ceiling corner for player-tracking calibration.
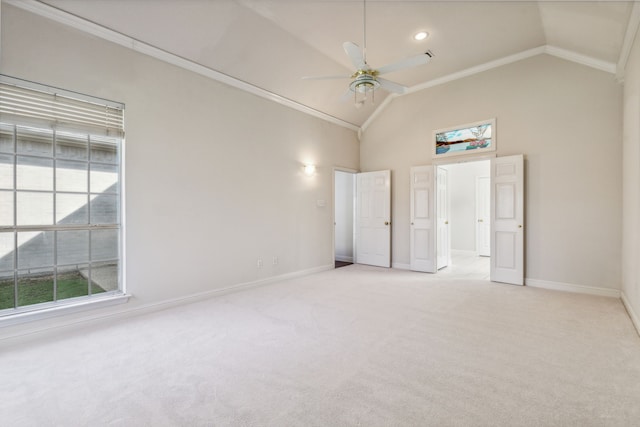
[616,1,640,80]
[544,46,616,74]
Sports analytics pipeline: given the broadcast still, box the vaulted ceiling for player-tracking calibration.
[37,0,635,129]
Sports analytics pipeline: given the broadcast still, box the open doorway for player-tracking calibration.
[334,170,355,268]
[437,159,490,280]
[410,155,523,284]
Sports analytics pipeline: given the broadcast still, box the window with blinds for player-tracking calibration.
[0,75,124,314]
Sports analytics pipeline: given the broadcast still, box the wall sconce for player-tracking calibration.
[303,164,316,176]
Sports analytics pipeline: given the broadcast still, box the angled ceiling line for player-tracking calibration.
[535,1,550,48]
[3,0,361,132]
[4,0,624,136]
[544,45,616,74]
[361,44,617,132]
[616,1,640,82]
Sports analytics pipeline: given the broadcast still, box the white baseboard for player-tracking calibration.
[0,264,334,343]
[392,262,411,270]
[525,278,621,298]
[0,293,130,328]
[335,255,353,263]
[621,292,640,337]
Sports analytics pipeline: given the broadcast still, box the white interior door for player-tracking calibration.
[476,176,491,257]
[436,167,449,269]
[356,170,391,267]
[410,166,436,272]
[490,155,524,285]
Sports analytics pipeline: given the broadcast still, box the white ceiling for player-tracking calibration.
[38,0,634,128]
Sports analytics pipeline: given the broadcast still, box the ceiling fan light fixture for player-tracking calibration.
[303,0,430,108]
[414,31,429,41]
[349,74,380,94]
[349,73,380,105]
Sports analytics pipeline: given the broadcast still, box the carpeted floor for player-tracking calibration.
[2,264,640,426]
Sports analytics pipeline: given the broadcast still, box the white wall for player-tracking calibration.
[361,54,622,290]
[622,21,640,331]
[445,161,490,252]
[334,171,354,262]
[0,4,359,339]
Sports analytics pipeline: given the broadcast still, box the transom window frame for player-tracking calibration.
[0,75,128,325]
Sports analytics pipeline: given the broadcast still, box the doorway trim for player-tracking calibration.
[432,153,496,166]
[410,154,495,277]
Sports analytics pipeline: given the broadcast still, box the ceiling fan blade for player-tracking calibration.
[343,41,366,69]
[302,75,350,80]
[376,52,432,75]
[377,77,408,94]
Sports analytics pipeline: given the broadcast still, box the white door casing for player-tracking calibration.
[356,170,391,267]
[490,155,524,285]
[476,176,491,257]
[409,166,436,272]
[436,167,449,270]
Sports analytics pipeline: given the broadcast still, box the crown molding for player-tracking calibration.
[363,46,546,132]
[360,94,397,133]
[410,46,548,96]
[4,0,621,135]
[2,0,360,133]
[362,45,616,132]
[616,1,640,82]
[544,45,616,74]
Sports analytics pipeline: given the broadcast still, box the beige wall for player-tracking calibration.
[622,23,640,329]
[0,5,359,338]
[361,54,622,289]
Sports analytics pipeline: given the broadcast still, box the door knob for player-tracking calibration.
[411,222,414,225]
[445,221,449,225]
[385,221,389,225]
[518,225,522,228]
[478,219,483,223]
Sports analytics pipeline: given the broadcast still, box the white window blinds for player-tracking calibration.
[0,75,124,137]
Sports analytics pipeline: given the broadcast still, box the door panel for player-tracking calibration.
[410,166,436,272]
[495,231,516,268]
[356,170,390,267]
[490,155,524,285]
[496,183,516,218]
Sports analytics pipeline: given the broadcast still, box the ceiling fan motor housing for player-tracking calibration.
[350,70,380,93]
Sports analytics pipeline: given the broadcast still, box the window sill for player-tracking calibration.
[0,292,130,328]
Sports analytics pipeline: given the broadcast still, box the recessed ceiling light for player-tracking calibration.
[414,31,429,41]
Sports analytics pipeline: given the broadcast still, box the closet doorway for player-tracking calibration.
[410,155,524,285]
[438,159,490,280]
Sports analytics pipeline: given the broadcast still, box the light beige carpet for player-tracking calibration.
[2,264,640,426]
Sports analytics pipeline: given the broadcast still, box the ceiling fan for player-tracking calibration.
[304,0,433,107]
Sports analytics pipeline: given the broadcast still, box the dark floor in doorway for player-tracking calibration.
[335,261,353,268]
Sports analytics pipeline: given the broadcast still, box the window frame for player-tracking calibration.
[0,76,128,324]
